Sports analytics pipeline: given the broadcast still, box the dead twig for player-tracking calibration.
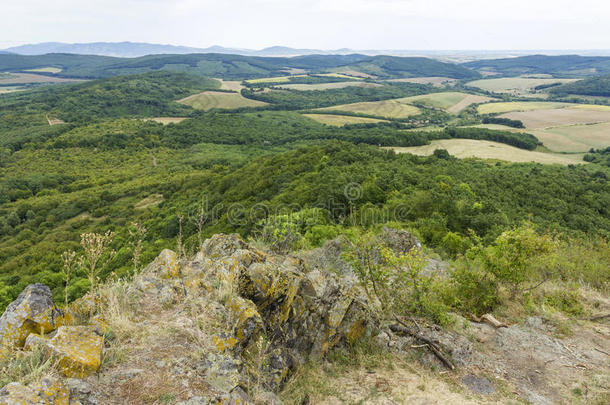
[391,314,455,371]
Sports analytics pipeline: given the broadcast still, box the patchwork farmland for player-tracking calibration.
[387,139,584,165]
[178,91,268,111]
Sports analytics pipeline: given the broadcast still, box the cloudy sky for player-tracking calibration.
[2,0,609,50]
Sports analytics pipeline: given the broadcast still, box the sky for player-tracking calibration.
[2,0,609,50]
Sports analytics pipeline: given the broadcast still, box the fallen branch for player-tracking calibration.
[391,315,455,370]
[587,313,610,322]
[471,313,508,328]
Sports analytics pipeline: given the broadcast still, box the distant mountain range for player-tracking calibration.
[1,42,361,58]
[4,42,610,60]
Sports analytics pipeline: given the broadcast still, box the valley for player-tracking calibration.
[0,48,608,405]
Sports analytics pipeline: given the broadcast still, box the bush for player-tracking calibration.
[446,263,499,315]
[476,223,557,296]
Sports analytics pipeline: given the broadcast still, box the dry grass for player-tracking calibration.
[135,194,164,209]
[280,350,492,405]
[89,271,222,404]
[467,77,578,96]
[477,102,571,115]
[530,122,610,152]
[499,108,610,129]
[277,81,380,91]
[216,79,244,91]
[178,91,268,111]
[302,114,389,126]
[319,100,420,119]
[386,139,585,165]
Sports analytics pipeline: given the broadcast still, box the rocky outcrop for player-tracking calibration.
[189,234,372,390]
[0,284,66,356]
[0,378,69,405]
[0,233,374,403]
[26,326,103,378]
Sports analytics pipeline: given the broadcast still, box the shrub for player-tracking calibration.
[476,223,557,296]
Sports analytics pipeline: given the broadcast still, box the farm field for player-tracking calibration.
[318,100,421,119]
[477,101,571,114]
[0,86,21,94]
[217,79,244,91]
[324,68,377,79]
[313,73,362,80]
[277,81,381,91]
[387,77,457,86]
[399,92,494,113]
[245,75,306,84]
[0,72,81,85]
[466,77,579,96]
[386,139,584,165]
[529,122,610,152]
[178,91,268,111]
[462,123,524,132]
[302,113,389,126]
[499,108,610,129]
[146,117,189,125]
[24,67,63,74]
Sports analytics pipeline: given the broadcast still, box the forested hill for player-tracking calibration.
[0,52,480,80]
[549,74,610,97]
[463,55,610,77]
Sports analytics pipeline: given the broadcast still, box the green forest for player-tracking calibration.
[0,69,608,316]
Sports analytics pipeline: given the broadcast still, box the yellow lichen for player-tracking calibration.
[212,335,239,352]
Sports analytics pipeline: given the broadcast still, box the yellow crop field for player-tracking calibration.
[178,91,268,111]
[386,139,584,165]
[319,100,421,119]
[302,114,388,126]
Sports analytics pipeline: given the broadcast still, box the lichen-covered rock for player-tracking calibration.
[0,284,65,355]
[43,326,103,378]
[226,296,263,352]
[0,383,40,405]
[144,249,180,279]
[193,234,371,390]
[0,377,69,405]
[29,378,70,405]
[201,353,244,394]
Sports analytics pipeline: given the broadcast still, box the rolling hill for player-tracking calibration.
[549,74,610,97]
[0,53,480,80]
[463,55,610,77]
